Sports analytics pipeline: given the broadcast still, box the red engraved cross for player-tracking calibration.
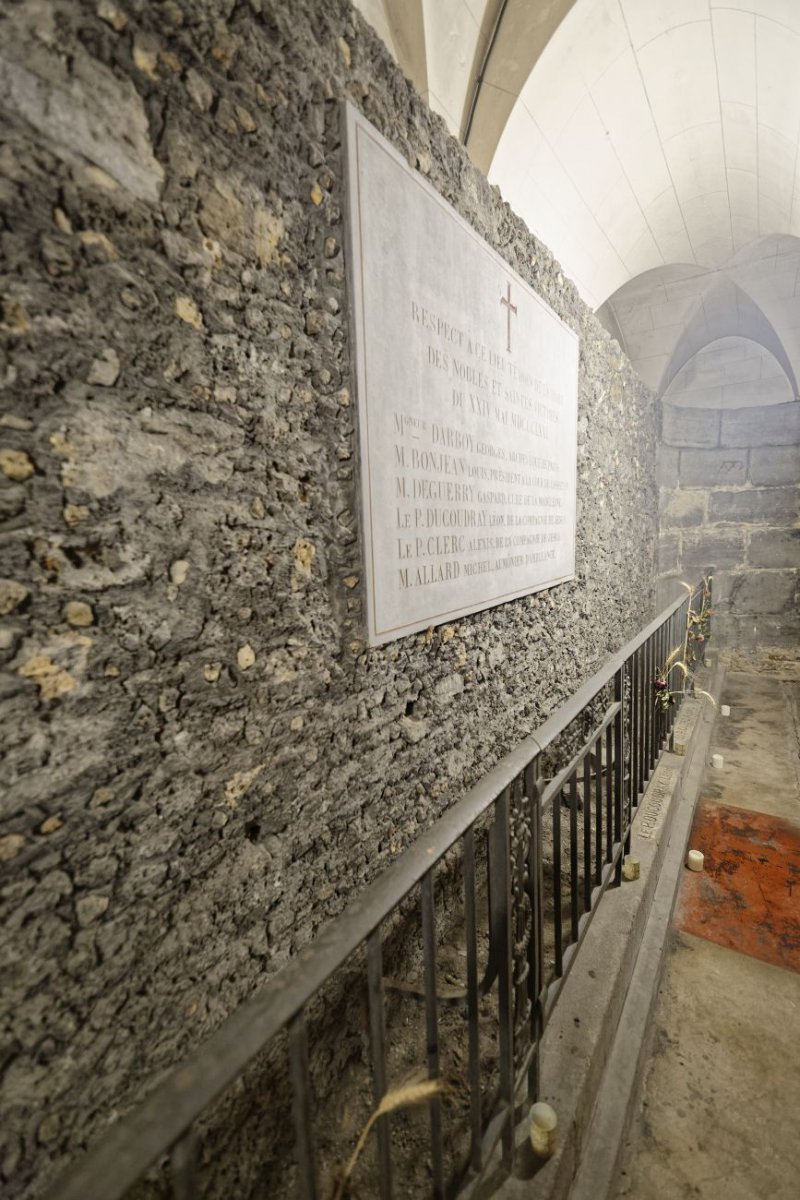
[500,282,517,353]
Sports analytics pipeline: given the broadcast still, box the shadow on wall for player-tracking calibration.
[655,337,799,652]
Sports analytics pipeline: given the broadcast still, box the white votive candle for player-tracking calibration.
[686,849,704,872]
[711,753,724,769]
[530,1102,557,1159]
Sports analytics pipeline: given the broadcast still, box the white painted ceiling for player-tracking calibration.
[489,0,800,310]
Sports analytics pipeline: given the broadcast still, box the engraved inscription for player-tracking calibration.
[637,769,678,840]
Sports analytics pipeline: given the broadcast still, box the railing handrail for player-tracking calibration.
[46,586,696,1200]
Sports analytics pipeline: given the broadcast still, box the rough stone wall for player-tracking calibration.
[657,391,799,651]
[0,1,656,1195]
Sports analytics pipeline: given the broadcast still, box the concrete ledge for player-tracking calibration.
[568,663,724,1200]
[486,672,722,1200]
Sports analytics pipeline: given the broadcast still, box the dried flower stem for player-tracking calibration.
[330,1078,444,1200]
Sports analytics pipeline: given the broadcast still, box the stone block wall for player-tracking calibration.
[657,397,799,651]
[0,1,657,1195]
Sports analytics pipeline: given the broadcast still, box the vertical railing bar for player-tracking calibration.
[421,870,445,1199]
[639,639,646,796]
[654,623,662,759]
[670,610,678,737]
[656,623,663,757]
[511,774,528,1086]
[582,752,592,912]
[462,828,483,1173]
[654,627,661,761]
[667,613,673,737]
[568,773,579,942]
[642,635,650,786]
[366,930,393,1200]
[488,787,515,1172]
[594,734,603,886]
[666,610,675,746]
[169,1129,198,1200]
[644,636,652,788]
[605,722,613,864]
[677,600,685,709]
[630,643,637,803]
[552,784,563,978]
[644,635,653,783]
[653,627,659,758]
[652,629,659,765]
[614,666,626,882]
[634,642,643,801]
[288,1010,319,1200]
[660,618,668,751]
[524,761,544,1103]
[655,623,662,757]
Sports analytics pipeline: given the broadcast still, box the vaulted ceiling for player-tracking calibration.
[354,0,800,399]
[489,0,800,310]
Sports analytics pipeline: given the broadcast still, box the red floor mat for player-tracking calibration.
[675,799,800,973]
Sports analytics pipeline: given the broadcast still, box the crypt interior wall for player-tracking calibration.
[655,337,799,652]
[0,0,657,1194]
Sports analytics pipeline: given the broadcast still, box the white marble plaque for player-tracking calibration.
[344,104,579,647]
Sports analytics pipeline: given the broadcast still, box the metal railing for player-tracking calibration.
[45,579,709,1200]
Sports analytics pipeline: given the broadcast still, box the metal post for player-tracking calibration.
[614,666,625,884]
[489,788,515,1171]
[421,871,444,1198]
[524,760,544,1103]
[288,1011,318,1200]
[366,931,392,1200]
[463,829,483,1171]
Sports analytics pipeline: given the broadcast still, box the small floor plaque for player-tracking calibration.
[672,698,702,756]
[636,765,679,841]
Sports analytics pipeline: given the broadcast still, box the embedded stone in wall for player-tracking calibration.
[720,402,800,448]
[749,445,800,487]
[709,488,797,524]
[681,529,745,571]
[656,576,683,610]
[714,571,798,614]
[656,444,679,487]
[661,489,707,528]
[662,405,719,448]
[657,532,680,573]
[0,43,164,203]
[746,528,800,569]
[716,612,799,651]
[681,532,748,573]
[679,448,746,488]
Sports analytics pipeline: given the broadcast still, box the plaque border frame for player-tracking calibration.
[342,101,580,647]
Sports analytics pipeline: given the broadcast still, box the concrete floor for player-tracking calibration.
[612,671,800,1200]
